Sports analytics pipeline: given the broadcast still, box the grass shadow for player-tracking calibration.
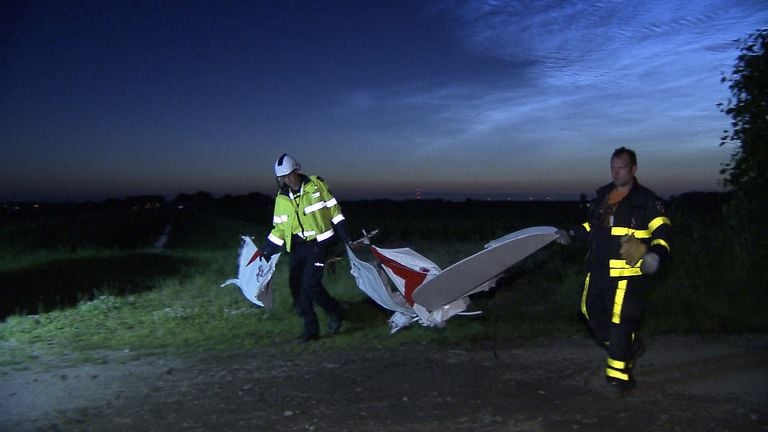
[0,252,198,319]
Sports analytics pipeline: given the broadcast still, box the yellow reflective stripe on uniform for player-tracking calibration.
[610,268,643,277]
[606,367,630,381]
[611,280,628,324]
[304,201,326,214]
[332,214,345,224]
[316,229,334,241]
[582,222,591,232]
[609,259,643,277]
[652,238,670,252]
[648,216,671,233]
[610,259,636,268]
[272,176,342,250]
[611,227,651,238]
[581,273,590,319]
[607,358,627,369]
[268,233,284,246]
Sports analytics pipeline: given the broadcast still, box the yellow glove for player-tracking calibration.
[620,234,647,266]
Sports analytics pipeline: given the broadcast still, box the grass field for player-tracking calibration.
[1,192,766,367]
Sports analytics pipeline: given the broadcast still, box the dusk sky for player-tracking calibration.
[2,0,767,202]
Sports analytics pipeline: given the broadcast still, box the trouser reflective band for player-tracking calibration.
[607,358,628,369]
[611,279,628,324]
[606,359,630,381]
[581,273,590,319]
[606,367,630,381]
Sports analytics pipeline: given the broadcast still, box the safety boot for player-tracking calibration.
[295,331,319,343]
[606,375,636,393]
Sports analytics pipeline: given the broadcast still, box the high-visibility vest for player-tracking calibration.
[267,175,346,252]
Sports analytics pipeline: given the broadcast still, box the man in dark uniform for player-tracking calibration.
[557,147,671,392]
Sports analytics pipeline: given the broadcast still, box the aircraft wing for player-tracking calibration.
[411,226,559,311]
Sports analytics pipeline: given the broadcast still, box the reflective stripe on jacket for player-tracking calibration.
[268,175,346,252]
[572,181,671,277]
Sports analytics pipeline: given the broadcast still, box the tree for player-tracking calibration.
[718,28,768,276]
[719,28,768,204]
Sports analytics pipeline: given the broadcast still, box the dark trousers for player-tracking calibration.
[289,239,342,336]
[581,272,647,378]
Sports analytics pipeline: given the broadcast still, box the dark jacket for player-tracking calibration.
[572,180,671,278]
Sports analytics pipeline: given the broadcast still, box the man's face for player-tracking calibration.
[277,170,301,191]
[611,154,637,188]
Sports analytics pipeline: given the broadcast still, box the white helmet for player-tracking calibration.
[274,153,301,177]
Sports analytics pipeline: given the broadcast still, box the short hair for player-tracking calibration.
[612,147,637,166]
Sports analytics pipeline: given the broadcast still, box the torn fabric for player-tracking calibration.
[221,236,280,308]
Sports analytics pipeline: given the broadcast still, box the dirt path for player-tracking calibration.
[2,334,767,431]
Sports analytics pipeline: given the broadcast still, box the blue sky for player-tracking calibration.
[1,0,766,202]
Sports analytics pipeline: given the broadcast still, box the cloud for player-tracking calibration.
[450,0,766,87]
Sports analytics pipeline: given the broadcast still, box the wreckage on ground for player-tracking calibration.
[222,226,559,333]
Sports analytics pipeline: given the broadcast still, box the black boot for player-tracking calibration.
[606,375,636,393]
[296,331,319,343]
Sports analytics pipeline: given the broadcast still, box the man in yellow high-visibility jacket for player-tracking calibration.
[557,147,671,393]
[258,154,352,342]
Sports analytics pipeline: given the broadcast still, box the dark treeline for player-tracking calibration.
[1,190,731,250]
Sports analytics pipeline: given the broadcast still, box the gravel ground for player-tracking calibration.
[2,334,767,431]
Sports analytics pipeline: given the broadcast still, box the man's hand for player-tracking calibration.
[620,234,648,266]
[640,252,660,275]
[251,244,274,266]
[346,240,364,250]
[246,249,264,266]
[555,229,572,245]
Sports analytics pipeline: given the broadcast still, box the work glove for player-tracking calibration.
[246,249,267,266]
[334,220,352,246]
[346,241,364,250]
[619,234,647,266]
[555,229,572,245]
[640,252,660,275]
[258,241,280,262]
